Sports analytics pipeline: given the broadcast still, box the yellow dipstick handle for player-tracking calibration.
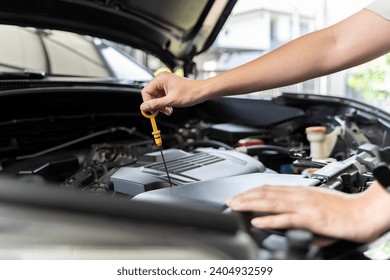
[141,110,162,147]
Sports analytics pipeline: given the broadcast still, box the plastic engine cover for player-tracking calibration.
[110,148,266,196]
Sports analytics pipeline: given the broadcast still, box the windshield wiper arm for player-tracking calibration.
[0,70,46,80]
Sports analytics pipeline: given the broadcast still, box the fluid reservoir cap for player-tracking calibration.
[305,126,326,134]
[237,138,265,147]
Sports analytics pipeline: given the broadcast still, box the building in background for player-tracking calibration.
[195,1,316,75]
[195,0,349,98]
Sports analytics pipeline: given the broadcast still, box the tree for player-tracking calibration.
[348,54,390,104]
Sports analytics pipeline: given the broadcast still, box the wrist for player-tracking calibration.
[201,74,233,101]
[196,77,219,102]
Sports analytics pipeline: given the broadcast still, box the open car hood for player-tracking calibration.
[0,0,237,69]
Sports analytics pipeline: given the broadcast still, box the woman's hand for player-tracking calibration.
[140,72,207,115]
[226,182,390,242]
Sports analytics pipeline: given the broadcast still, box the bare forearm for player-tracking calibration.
[203,29,337,98]
[140,9,390,114]
[202,9,390,100]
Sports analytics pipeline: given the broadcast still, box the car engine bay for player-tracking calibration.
[0,87,389,259]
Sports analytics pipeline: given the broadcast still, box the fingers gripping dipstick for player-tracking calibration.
[141,110,173,187]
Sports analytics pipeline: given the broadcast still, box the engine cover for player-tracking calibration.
[134,173,320,210]
[111,148,266,196]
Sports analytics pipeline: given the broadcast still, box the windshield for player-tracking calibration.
[96,39,153,81]
[0,25,153,81]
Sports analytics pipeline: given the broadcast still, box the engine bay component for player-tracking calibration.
[134,173,320,210]
[0,87,389,259]
[141,109,173,187]
[305,126,342,160]
[308,146,379,192]
[111,148,267,196]
[141,110,163,147]
[373,163,390,192]
[207,123,268,145]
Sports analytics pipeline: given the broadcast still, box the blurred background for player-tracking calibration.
[126,0,390,111]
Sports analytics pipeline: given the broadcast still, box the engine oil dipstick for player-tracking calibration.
[141,110,173,187]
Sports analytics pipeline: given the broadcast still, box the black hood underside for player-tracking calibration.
[0,0,237,68]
